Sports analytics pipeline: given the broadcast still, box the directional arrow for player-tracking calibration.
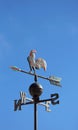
[10,66,62,87]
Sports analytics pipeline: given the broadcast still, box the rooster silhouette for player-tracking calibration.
[27,50,47,73]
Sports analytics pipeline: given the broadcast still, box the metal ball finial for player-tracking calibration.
[29,82,43,99]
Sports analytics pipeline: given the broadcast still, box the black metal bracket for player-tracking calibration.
[14,92,59,111]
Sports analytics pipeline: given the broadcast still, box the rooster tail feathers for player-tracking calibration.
[35,58,47,71]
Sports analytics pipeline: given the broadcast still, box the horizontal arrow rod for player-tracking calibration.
[10,66,62,87]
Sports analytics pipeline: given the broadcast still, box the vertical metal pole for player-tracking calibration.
[34,102,37,130]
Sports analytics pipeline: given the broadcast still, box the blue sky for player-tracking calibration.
[0,0,78,130]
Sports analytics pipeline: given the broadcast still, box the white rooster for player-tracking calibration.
[27,50,47,73]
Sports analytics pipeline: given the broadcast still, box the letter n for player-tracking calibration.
[14,99,22,111]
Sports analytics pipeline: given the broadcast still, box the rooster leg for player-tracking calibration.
[32,67,36,74]
[29,66,33,73]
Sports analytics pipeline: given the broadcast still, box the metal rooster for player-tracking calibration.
[27,50,47,73]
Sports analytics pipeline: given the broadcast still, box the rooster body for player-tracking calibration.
[27,50,47,73]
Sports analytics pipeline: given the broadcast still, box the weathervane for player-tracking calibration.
[10,49,62,130]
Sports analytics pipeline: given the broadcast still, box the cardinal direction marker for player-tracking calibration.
[10,66,62,87]
[14,99,21,111]
[14,89,59,112]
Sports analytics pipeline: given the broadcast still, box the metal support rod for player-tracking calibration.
[34,102,37,130]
